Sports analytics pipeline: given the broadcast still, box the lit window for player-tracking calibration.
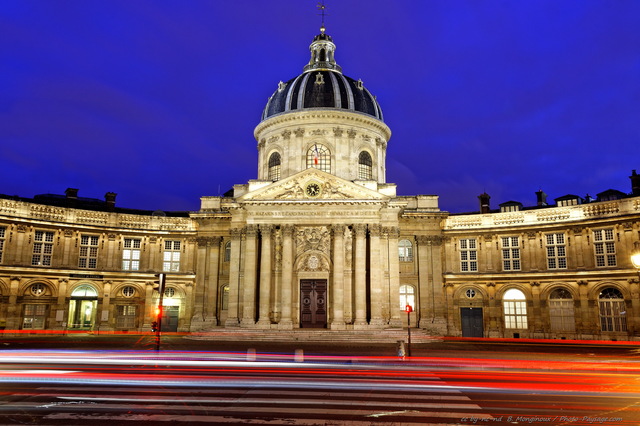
[398,239,413,262]
[32,230,54,266]
[122,238,141,271]
[268,152,281,181]
[549,288,575,332]
[459,239,478,272]
[221,284,229,310]
[503,288,527,329]
[599,287,626,332]
[306,143,330,173]
[593,229,616,267]
[164,287,176,298]
[224,241,231,262]
[79,235,99,269]
[163,240,181,272]
[122,286,135,297]
[358,151,372,180]
[399,284,415,310]
[546,233,567,269]
[501,237,520,271]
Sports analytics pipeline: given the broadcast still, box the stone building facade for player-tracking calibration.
[1,29,639,340]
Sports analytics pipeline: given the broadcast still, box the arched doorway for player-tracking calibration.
[68,284,98,330]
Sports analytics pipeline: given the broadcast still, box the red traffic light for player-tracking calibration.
[405,304,413,313]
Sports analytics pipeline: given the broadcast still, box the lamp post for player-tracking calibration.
[153,273,166,352]
[631,241,640,281]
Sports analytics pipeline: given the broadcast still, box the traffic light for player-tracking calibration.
[405,304,413,313]
[151,321,158,332]
[153,273,166,294]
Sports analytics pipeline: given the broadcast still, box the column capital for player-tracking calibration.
[282,224,295,237]
[416,235,443,246]
[230,228,243,239]
[260,224,274,236]
[331,224,346,235]
[245,224,258,237]
[354,224,367,238]
[369,224,382,237]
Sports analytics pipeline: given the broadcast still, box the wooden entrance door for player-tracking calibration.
[461,307,484,337]
[300,280,327,328]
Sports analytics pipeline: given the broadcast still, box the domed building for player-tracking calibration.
[1,27,640,341]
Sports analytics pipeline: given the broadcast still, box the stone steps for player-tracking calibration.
[189,328,440,343]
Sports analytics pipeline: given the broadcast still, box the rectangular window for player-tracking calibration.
[599,300,627,332]
[501,236,521,271]
[459,238,478,272]
[122,238,141,271]
[546,233,567,269]
[23,304,47,330]
[32,230,54,266]
[163,240,181,272]
[0,226,5,263]
[79,235,99,269]
[593,229,616,267]
[503,301,528,329]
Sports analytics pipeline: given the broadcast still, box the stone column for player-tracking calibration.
[387,227,403,327]
[143,281,155,329]
[279,225,294,329]
[193,237,208,324]
[7,276,21,330]
[330,224,345,329]
[224,228,242,327]
[577,280,591,337]
[241,225,258,327]
[56,278,68,329]
[205,237,221,326]
[416,235,430,328]
[257,225,273,327]
[369,224,384,327]
[353,224,368,328]
[628,278,640,337]
[486,282,499,337]
[530,281,542,337]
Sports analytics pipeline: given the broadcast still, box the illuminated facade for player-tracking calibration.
[1,29,640,340]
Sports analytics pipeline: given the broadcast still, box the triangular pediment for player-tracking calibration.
[238,169,389,203]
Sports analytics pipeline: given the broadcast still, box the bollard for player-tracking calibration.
[294,349,304,362]
[396,340,406,360]
[247,348,256,362]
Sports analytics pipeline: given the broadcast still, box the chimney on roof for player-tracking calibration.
[65,188,78,207]
[105,192,117,212]
[630,169,640,196]
[478,192,491,214]
[535,189,547,206]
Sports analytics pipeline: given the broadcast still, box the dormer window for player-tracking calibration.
[499,201,522,213]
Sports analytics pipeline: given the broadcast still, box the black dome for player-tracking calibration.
[261,71,384,122]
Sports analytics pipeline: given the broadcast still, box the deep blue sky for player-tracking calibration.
[2,1,639,213]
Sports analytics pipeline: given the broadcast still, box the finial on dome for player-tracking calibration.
[304,1,341,73]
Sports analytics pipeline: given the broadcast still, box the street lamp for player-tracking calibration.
[405,304,413,357]
[631,241,640,280]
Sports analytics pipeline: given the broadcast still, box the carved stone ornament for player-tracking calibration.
[64,229,74,237]
[16,224,27,233]
[530,281,540,287]
[310,129,326,136]
[345,229,353,268]
[298,253,329,272]
[486,282,496,287]
[282,130,291,140]
[268,135,280,143]
[296,226,330,256]
[333,127,343,137]
[149,236,157,243]
[578,280,588,286]
[369,224,381,237]
[108,233,117,241]
[294,128,305,137]
[347,129,357,139]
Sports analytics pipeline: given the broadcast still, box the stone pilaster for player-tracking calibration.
[330,224,346,329]
[353,224,368,328]
[257,225,273,327]
[205,236,221,327]
[279,225,294,329]
[369,224,384,327]
[241,225,258,327]
[224,228,242,327]
[387,227,403,327]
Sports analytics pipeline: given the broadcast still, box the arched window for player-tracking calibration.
[503,288,527,329]
[268,152,281,181]
[358,151,373,180]
[224,241,231,262]
[221,284,229,310]
[399,284,415,310]
[599,287,627,332]
[306,144,330,173]
[398,239,413,262]
[71,285,98,297]
[549,288,575,332]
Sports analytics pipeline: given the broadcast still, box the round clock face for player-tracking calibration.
[305,182,321,198]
